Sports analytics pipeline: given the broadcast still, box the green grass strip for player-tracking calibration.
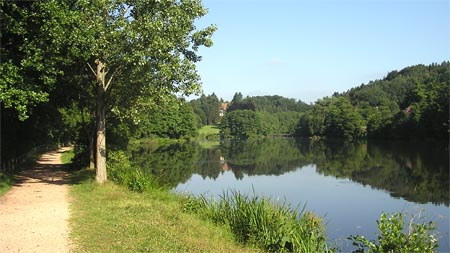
[69,169,257,252]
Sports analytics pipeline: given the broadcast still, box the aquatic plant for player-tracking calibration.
[349,212,438,253]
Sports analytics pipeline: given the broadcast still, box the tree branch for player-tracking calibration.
[105,66,122,91]
[87,62,97,77]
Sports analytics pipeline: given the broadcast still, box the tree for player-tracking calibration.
[221,110,261,139]
[36,0,216,182]
[0,1,62,120]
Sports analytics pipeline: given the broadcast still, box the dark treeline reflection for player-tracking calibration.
[128,139,448,206]
[306,140,449,206]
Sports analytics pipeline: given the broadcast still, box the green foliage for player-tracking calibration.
[297,97,365,139]
[221,110,262,139]
[227,95,310,114]
[183,190,331,252]
[221,94,310,138]
[2,0,217,181]
[349,212,438,253]
[0,1,62,120]
[189,93,222,126]
[134,99,198,140]
[127,142,199,188]
[107,151,157,192]
[297,62,449,140]
[0,172,15,197]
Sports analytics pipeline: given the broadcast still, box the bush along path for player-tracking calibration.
[0,146,72,252]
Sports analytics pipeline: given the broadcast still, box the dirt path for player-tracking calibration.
[0,147,72,253]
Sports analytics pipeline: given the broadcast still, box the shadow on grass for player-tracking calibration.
[70,169,95,185]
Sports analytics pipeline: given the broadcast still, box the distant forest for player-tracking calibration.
[191,62,449,140]
[2,62,448,166]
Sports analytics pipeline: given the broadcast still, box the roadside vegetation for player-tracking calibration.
[0,172,14,196]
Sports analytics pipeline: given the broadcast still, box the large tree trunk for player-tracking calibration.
[82,125,95,170]
[95,84,107,183]
[94,59,108,183]
[88,130,95,170]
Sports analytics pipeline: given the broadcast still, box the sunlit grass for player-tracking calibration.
[60,149,74,165]
[198,125,220,135]
[198,125,220,141]
[69,169,257,252]
[183,190,333,252]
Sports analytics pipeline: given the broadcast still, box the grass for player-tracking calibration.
[197,125,220,141]
[198,125,220,135]
[184,190,333,252]
[0,172,14,197]
[60,148,75,164]
[68,169,258,252]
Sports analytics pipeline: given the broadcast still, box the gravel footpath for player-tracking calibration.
[0,147,72,253]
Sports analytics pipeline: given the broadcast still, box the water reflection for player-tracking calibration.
[129,139,449,206]
[303,140,449,206]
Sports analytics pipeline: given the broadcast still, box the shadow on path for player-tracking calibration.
[12,147,73,187]
[0,146,73,253]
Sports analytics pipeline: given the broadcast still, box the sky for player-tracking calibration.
[192,0,450,104]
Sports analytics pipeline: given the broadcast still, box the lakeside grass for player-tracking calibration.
[198,125,220,135]
[197,125,220,141]
[68,169,258,252]
[184,191,332,252]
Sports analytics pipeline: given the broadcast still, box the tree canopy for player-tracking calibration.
[1,0,216,182]
[297,62,449,140]
[219,94,311,138]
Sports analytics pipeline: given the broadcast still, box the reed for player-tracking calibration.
[183,189,333,252]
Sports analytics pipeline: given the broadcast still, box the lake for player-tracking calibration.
[129,138,449,252]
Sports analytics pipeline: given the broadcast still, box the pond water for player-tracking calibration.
[129,139,449,251]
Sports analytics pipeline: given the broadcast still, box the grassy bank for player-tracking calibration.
[197,125,220,140]
[184,191,331,252]
[69,169,257,252]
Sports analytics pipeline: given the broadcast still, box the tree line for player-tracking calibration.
[217,93,311,139]
[297,62,449,140]
[219,62,449,140]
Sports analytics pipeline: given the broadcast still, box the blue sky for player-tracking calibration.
[193,0,450,104]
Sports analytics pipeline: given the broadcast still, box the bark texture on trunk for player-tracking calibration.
[94,59,108,183]
[88,134,95,170]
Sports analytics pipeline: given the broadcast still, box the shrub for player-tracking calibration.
[107,151,156,192]
[183,190,332,252]
[348,212,438,253]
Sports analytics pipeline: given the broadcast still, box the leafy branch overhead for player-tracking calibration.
[1,0,217,182]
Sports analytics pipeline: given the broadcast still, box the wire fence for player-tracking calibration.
[1,144,59,173]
